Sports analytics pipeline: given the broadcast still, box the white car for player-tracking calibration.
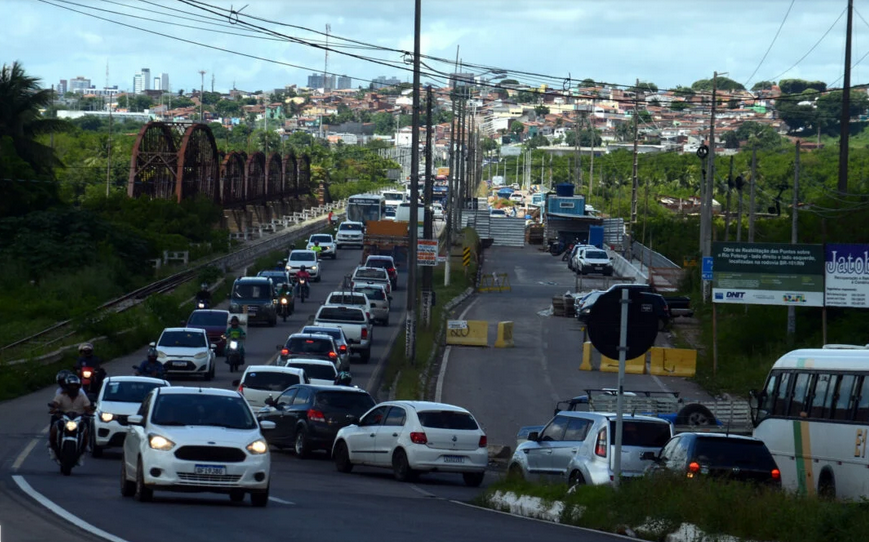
[489,208,507,218]
[332,401,488,487]
[432,203,445,220]
[509,192,524,203]
[335,221,364,249]
[350,266,392,295]
[120,386,274,506]
[91,376,170,457]
[234,366,310,409]
[286,249,320,281]
[350,284,390,326]
[284,359,338,386]
[154,328,216,380]
[306,233,337,260]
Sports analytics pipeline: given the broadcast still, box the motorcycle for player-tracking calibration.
[196,298,211,310]
[561,240,578,262]
[132,365,164,378]
[278,295,291,321]
[48,406,90,476]
[297,278,309,303]
[76,366,102,401]
[224,337,244,373]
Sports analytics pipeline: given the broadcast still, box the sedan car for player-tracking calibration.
[335,221,364,249]
[432,203,445,220]
[154,328,216,380]
[306,233,337,260]
[350,284,390,326]
[332,401,488,487]
[91,376,170,457]
[286,249,320,281]
[351,266,392,295]
[299,326,351,369]
[120,386,274,506]
[185,309,230,355]
[234,365,310,409]
[278,333,340,367]
[284,359,338,386]
[257,384,376,458]
[364,255,398,290]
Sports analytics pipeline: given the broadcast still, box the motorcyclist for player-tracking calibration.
[311,241,323,259]
[296,266,311,297]
[136,347,165,379]
[195,283,211,307]
[334,371,352,386]
[51,370,75,427]
[48,375,94,461]
[224,316,246,363]
[73,343,105,394]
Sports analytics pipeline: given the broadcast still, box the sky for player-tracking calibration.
[4,0,869,95]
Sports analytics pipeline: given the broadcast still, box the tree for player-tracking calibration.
[728,98,740,109]
[523,134,550,150]
[815,90,869,135]
[691,76,745,91]
[670,101,690,112]
[615,121,633,142]
[516,90,537,104]
[480,137,499,154]
[751,80,776,91]
[673,85,695,97]
[534,105,550,116]
[177,89,184,96]
[580,78,597,87]
[723,131,741,149]
[779,79,826,94]
[214,99,241,117]
[631,81,658,93]
[201,91,221,105]
[127,94,153,112]
[510,120,525,135]
[500,79,519,86]
[649,98,661,107]
[372,112,395,135]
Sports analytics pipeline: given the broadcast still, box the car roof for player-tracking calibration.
[235,276,271,283]
[382,401,470,413]
[353,266,387,274]
[189,309,230,316]
[104,376,170,385]
[243,365,305,374]
[328,291,369,298]
[318,304,366,313]
[556,411,669,424]
[156,386,238,397]
[290,249,317,255]
[301,325,344,333]
[366,255,395,261]
[288,333,335,341]
[340,221,363,225]
[286,358,337,367]
[161,327,207,334]
[297,383,371,394]
[679,433,762,442]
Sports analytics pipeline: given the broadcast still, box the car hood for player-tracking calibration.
[150,424,264,446]
[187,324,225,334]
[96,401,142,416]
[157,346,209,357]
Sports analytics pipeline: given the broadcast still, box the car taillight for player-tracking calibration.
[594,430,607,457]
[388,267,395,274]
[361,328,368,339]
[237,383,244,394]
[329,351,338,360]
[339,345,347,353]
[479,435,487,448]
[281,348,289,356]
[688,462,701,475]
[366,312,371,320]
[307,409,326,423]
[410,432,428,445]
[771,468,781,480]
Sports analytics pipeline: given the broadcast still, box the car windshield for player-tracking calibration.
[152,394,256,429]
[286,337,333,354]
[317,307,366,322]
[355,269,387,280]
[366,259,392,269]
[315,390,376,412]
[385,208,396,217]
[311,235,332,243]
[302,328,344,342]
[287,363,336,381]
[232,283,271,299]
[328,294,366,306]
[585,251,608,260]
[417,410,479,430]
[259,272,288,284]
[243,371,303,392]
[187,311,228,327]
[158,331,207,348]
[609,421,671,447]
[102,381,165,402]
[290,252,316,262]
[693,438,776,468]
[339,223,363,231]
[354,287,385,300]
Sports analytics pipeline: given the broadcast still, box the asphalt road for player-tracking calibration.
[0,224,624,542]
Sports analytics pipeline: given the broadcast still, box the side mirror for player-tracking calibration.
[264,396,275,406]
[260,420,276,430]
[127,415,144,426]
[210,344,217,350]
[748,390,759,409]
[149,342,156,348]
[527,431,539,442]
[180,320,187,326]
[640,451,658,461]
[232,379,241,387]
[346,414,359,425]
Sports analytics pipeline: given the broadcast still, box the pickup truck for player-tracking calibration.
[606,283,693,318]
[313,305,373,363]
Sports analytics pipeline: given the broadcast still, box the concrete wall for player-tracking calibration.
[606,248,648,283]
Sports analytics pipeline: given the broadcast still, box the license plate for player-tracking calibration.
[172,361,187,367]
[443,455,465,464]
[194,464,226,476]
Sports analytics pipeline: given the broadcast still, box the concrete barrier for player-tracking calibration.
[494,321,514,348]
[579,341,592,371]
[607,249,648,283]
[445,320,488,347]
[649,347,697,377]
[600,354,646,375]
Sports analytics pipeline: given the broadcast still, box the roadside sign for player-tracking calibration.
[825,243,869,307]
[447,320,468,329]
[701,257,713,281]
[587,287,658,361]
[417,239,438,266]
[712,242,824,307]
[462,247,471,267]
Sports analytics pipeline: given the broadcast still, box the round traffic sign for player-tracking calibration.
[587,288,659,361]
[696,145,709,159]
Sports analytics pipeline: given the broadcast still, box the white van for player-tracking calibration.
[395,202,425,223]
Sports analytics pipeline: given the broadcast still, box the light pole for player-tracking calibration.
[198,70,206,122]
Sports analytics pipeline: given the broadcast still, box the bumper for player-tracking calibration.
[336,236,363,245]
[142,451,270,492]
[408,447,488,473]
[307,424,343,450]
[371,307,389,321]
[161,358,211,374]
[94,420,128,448]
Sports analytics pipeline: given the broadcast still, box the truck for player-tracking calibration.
[313,305,373,363]
[361,220,410,265]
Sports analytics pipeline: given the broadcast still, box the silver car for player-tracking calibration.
[350,284,390,326]
[508,412,672,487]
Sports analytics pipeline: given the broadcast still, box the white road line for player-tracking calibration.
[409,484,436,498]
[11,439,40,472]
[268,496,295,505]
[12,475,132,542]
[434,297,479,403]
[650,374,670,392]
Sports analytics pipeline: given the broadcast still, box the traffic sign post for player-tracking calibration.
[702,256,713,281]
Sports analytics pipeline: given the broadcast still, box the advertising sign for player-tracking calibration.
[712,242,824,307]
[825,244,869,308]
[417,239,438,266]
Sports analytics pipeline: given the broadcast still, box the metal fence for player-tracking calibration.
[631,240,680,269]
[489,217,526,247]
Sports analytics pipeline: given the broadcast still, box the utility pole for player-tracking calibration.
[422,86,434,328]
[404,0,422,365]
[198,70,206,122]
[324,24,332,93]
[839,0,854,195]
[749,147,757,242]
[724,156,734,241]
[574,107,582,186]
[702,72,720,301]
[788,140,800,340]
[458,90,467,227]
[630,78,640,224]
[105,61,113,196]
[445,86,457,287]
[736,171,745,243]
[588,101,595,204]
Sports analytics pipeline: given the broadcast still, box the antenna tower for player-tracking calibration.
[323,23,331,91]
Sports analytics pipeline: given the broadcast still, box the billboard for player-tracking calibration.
[417,239,438,266]
[825,244,869,308]
[712,242,824,307]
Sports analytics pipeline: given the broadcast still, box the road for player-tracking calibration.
[0,224,622,542]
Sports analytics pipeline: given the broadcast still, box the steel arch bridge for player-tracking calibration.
[128,122,314,208]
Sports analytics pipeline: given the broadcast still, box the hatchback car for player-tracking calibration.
[233,365,310,409]
[351,266,392,294]
[646,433,781,487]
[257,384,376,458]
[335,221,364,249]
[364,255,399,290]
[432,203,444,220]
[489,208,507,218]
[286,250,320,281]
[508,412,672,487]
[284,359,338,386]
[229,277,277,326]
[575,247,614,276]
[154,328,216,380]
[306,233,337,259]
[332,401,488,487]
[120,386,274,506]
[299,326,351,369]
[91,376,170,457]
[278,333,340,366]
[185,309,230,355]
[350,284,390,325]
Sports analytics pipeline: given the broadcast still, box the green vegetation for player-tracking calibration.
[479,476,869,542]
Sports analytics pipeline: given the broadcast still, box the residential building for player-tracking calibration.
[160,73,169,91]
[69,76,91,93]
[141,68,151,90]
[153,77,161,92]
[133,74,144,94]
[58,79,68,95]
[372,75,401,89]
[307,73,336,90]
[337,75,352,90]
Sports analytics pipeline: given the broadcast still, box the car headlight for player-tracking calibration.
[194,351,208,360]
[247,439,268,455]
[100,412,114,422]
[311,266,318,271]
[65,420,78,431]
[156,350,168,359]
[230,303,241,312]
[148,434,176,451]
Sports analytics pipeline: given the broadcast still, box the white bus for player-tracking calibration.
[382,190,406,208]
[346,194,386,224]
[751,345,869,499]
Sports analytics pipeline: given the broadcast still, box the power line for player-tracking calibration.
[765,7,846,83]
[744,0,796,88]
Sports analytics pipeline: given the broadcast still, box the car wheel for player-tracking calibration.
[120,457,136,497]
[506,463,525,481]
[250,486,269,508]
[334,441,353,473]
[675,404,716,427]
[229,490,245,503]
[568,470,586,488]
[294,428,310,459]
[463,471,485,487]
[383,315,390,326]
[135,457,153,502]
[392,449,416,482]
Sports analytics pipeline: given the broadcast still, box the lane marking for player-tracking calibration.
[268,496,295,505]
[12,425,50,472]
[435,297,479,403]
[650,374,670,393]
[12,475,132,542]
[409,484,436,498]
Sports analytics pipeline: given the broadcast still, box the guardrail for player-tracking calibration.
[630,240,680,269]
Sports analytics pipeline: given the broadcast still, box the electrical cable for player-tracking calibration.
[743,0,796,89]
[764,7,846,83]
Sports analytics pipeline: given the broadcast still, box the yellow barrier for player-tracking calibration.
[579,342,592,371]
[478,272,511,292]
[445,320,489,347]
[494,321,514,348]
[649,347,697,377]
[600,353,646,375]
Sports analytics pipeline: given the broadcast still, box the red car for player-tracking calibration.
[186,310,230,355]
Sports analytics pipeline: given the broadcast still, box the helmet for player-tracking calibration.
[56,369,74,388]
[230,316,240,325]
[78,342,94,354]
[147,346,158,360]
[64,375,82,394]
[335,371,352,386]
[300,265,306,271]
[200,282,208,290]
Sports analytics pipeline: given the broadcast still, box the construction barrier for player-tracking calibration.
[649,347,697,377]
[478,272,511,292]
[494,321,514,348]
[600,354,646,375]
[579,342,592,371]
[445,320,488,347]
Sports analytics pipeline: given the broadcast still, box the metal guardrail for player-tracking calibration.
[630,240,680,269]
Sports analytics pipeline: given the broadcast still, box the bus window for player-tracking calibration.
[833,374,857,421]
[773,372,792,416]
[758,372,779,422]
[788,373,811,418]
[855,377,869,422]
[809,374,834,419]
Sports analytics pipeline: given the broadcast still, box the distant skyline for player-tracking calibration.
[5,1,869,94]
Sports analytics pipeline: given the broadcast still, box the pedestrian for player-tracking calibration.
[328,210,334,227]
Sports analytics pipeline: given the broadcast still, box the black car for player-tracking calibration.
[585,285,671,330]
[257,384,376,457]
[646,433,781,487]
[364,255,399,289]
[278,333,339,365]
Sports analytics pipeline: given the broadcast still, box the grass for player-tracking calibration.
[480,475,869,542]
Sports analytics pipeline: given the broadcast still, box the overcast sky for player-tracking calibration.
[5,0,869,94]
